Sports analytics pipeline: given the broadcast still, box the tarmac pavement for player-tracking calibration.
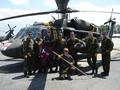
[0,38,120,90]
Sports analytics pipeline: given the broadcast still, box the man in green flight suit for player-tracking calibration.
[101,32,114,76]
[67,32,84,71]
[23,32,34,78]
[58,48,75,80]
[84,32,99,74]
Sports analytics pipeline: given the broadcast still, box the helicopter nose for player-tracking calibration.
[1,40,22,58]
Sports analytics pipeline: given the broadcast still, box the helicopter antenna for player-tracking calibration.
[110,8,114,21]
[51,15,56,21]
[108,8,116,38]
[104,8,116,38]
[108,8,114,37]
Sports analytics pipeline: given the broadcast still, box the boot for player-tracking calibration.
[59,74,65,80]
[95,68,98,74]
[92,69,94,74]
[66,74,72,80]
[24,72,29,78]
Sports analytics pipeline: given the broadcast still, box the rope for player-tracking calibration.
[52,51,91,79]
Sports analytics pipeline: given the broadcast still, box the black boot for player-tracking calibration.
[92,69,94,74]
[54,66,58,72]
[95,68,98,74]
[66,74,72,80]
[24,72,29,78]
[49,68,54,73]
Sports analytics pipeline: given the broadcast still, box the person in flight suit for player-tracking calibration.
[66,32,83,72]
[33,32,43,73]
[53,32,66,72]
[42,27,54,73]
[23,32,34,78]
[84,32,99,74]
[58,48,75,80]
[101,32,114,76]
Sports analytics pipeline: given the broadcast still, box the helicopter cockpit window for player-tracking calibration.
[30,28,39,38]
[15,27,40,39]
[15,29,25,39]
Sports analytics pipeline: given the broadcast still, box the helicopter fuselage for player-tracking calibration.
[0,24,48,58]
[0,21,100,59]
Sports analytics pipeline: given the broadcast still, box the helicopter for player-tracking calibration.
[0,0,118,58]
[0,24,16,42]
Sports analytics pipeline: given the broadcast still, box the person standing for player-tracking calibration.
[53,33,66,72]
[67,32,84,70]
[40,28,54,73]
[33,32,43,73]
[84,32,99,74]
[23,32,34,78]
[101,32,114,76]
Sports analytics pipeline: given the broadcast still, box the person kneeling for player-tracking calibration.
[58,48,75,80]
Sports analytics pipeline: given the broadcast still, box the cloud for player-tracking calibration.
[0,8,53,35]
[9,0,30,5]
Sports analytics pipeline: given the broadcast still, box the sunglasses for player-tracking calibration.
[64,50,68,52]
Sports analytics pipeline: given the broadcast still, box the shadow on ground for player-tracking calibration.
[28,73,47,90]
[12,73,47,90]
[0,58,23,62]
[0,60,23,73]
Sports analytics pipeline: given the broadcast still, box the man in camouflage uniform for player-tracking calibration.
[58,48,75,80]
[23,32,34,78]
[101,32,114,76]
[67,32,83,70]
[53,33,66,72]
[33,32,43,73]
[84,32,99,74]
[54,32,66,54]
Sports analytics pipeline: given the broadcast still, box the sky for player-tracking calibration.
[0,0,120,36]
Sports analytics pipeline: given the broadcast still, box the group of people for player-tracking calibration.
[22,27,114,79]
[85,31,114,77]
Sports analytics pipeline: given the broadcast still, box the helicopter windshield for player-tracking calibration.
[15,26,44,39]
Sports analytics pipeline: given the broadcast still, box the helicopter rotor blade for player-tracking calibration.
[5,30,9,34]
[80,10,120,14]
[8,24,11,30]
[0,9,79,21]
[0,11,57,21]
[12,26,16,29]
